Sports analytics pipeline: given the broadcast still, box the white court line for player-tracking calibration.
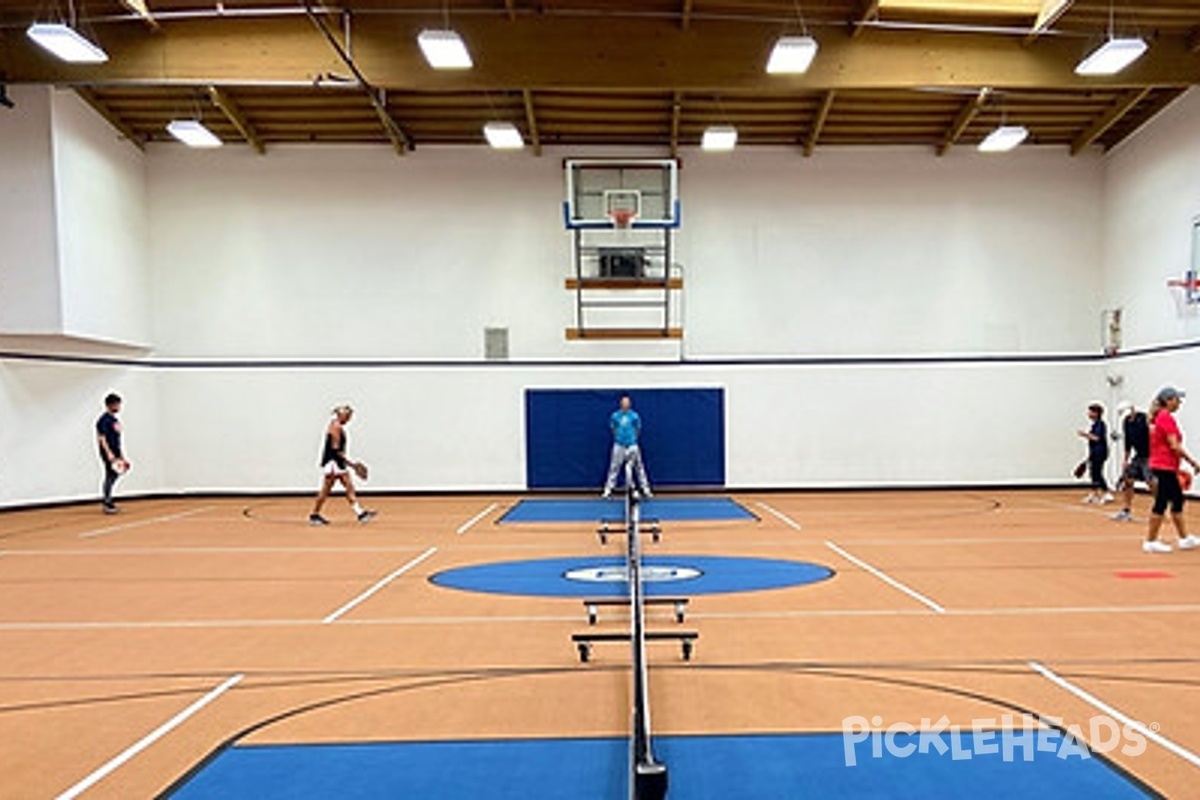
[5,603,1200,632]
[1029,660,1200,769]
[78,507,215,540]
[833,534,1137,547]
[825,541,946,614]
[756,502,803,531]
[322,547,437,624]
[54,673,243,800]
[3,545,436,557]
[456,502,499,535]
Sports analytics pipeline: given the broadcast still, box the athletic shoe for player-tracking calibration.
[1110,509,1133,522]
[1101,492,1115,504]
[102,503,119,515]
[357,510,377,524]
[642,489,653,498]
[1179,535,1200,550]
[601,490,611,499]
[309,513,330,526]
[1083,495,1097,504]
[1143,540,1173,554]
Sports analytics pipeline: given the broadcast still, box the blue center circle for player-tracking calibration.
[429,555,834,598]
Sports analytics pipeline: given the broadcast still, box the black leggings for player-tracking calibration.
[102,462,121,505]
[1089,457,1108,491]
[1151,469,1185,516]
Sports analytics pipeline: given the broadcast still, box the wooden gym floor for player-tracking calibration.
[0,489,1197,798]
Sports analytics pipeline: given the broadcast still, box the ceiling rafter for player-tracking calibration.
[522,88,541,155]
[206,86,265,154]
[74,88,145,150]
[681,0,694,30]
[1070,86,1153,155]
[937,87,991,155]
[1025,0,1073,43]
[669,91,683,156]
[804,90,837,157]
[852,1,881,38]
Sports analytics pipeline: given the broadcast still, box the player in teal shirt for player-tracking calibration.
[603,396,652,497]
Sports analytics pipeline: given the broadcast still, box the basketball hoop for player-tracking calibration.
[610,208,638,229]
[1167,270,1200,306]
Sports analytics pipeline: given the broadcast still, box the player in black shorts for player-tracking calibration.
[309,405,376,525]
[96,393,127,514]
[1112,401,1153,522]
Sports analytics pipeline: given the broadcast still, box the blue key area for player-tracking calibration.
[428,555,833,598]
[497,497,756,524]
[168,731,1154,799]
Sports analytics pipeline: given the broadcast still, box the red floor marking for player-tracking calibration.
[1114,570,1174,580]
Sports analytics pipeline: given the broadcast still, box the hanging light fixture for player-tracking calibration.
[166,119,223,148]
[1074,0,1147,76]
[767,2,818,74]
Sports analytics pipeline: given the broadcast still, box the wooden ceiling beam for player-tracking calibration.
[669,91,682,156]
[681,0,694,31]
[803,90,836,157]
[206,86,265,153]
[1024,0,1072,43]
[1070,86,1153,155]
[5,16,1199,92]
[936,86,990,155]
[852,1,881,38]
[505,0,517,22]
[521,88,541,155]
[118,0,159,30]
[74,88,145,150]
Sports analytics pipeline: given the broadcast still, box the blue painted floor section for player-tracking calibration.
[498,497,755,524]
[168,732,1153,799]
[429,555,834,597]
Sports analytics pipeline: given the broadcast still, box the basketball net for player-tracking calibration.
[611,209,638,230]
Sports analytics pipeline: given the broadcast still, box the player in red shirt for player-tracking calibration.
[1143,387,1200,554]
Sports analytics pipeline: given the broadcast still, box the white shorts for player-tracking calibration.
[322,461,349,477]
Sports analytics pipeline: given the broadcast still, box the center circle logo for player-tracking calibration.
[564,564,702,584]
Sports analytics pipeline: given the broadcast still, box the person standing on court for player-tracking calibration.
[96,393,127,514]
[1077,403,1112,504]
[310,405,376,525]
[1143,387,1199,553]
[1112,401,1154,522]
[602,395,652,498]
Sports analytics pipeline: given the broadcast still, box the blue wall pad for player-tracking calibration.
[498,497,754,524]
[429,555,834,598]
[169,731,1154,799]
[525,388,725,489]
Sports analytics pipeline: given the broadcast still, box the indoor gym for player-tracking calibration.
[2,2,1200,799]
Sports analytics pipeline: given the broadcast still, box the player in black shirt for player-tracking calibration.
[96,393,127,514]
[1077,403,1111,504]
[309,405,376,525]
[1112,401,1154,522]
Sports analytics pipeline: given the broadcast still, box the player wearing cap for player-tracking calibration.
[1143,387,1199,554]
[1111,401,1153,522]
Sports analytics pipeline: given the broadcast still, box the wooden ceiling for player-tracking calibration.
[2,1,1199,154]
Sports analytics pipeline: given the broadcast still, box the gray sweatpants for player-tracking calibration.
[603,443,651,494]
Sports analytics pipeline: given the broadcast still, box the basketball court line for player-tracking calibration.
[831,534,1138,546]
[1029,660,1200,769]
[0,545,441,557]
[7,603,1200,633]
[456,503,499,535]
[53,673,243,800]
[755,502,803,531]
[321,547,438,624]
[824,541,947,614]
[77,507,216,540]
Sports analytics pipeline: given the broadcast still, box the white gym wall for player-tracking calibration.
[2,87,1198,505]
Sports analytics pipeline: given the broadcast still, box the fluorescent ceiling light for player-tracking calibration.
[26,23,108,64]
[766,35,819,74]
[1074,37,1148,76]
[166,120,223,148]
[417,29,473,69]
[879,0,1041,14]
[483,121,524,149]
[701,125,738,152]
[978,124,1029,152]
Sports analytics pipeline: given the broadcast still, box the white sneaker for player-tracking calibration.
[1143,540,1173,554]
[1110,509,1132,522]
[1179,535,1200,551]
[1083,495,1097,504]
[1101,492,1115,504]
[601,490,611,499]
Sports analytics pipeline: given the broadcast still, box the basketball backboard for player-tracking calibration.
[564,159,680,229]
